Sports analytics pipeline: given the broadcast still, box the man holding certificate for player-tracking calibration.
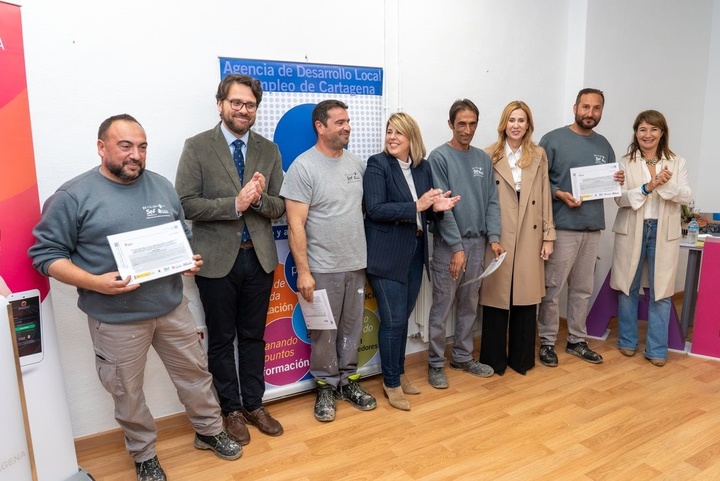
[425,99,503,390]
[30,114,241,481]
[281,99,376,423]
[537,88,624,368]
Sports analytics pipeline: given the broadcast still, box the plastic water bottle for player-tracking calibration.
[687,219,699,245]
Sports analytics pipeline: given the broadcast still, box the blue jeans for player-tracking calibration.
[368,237,424,388]
[618,219,672,360]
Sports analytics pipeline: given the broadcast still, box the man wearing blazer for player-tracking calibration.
[175,74,285,445]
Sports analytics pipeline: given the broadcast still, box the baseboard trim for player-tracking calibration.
[74,412,193,453]
[76,296,689,454]
[74,349,432,454]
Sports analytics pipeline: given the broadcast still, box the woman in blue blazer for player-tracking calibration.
[364,112,459,411]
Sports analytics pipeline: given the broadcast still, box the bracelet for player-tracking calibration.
[641,183,650,196]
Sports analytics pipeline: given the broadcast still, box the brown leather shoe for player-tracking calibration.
[243,407,284,436]
[224,411,250,445]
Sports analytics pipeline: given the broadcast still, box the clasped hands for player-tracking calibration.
[648,166,672,191]
[417,188,461,212]
[236,172,266,213]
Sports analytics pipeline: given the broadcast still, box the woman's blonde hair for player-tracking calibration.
[384,112,426,167]
[488,100,538,168]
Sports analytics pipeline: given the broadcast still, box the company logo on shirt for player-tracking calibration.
[346,172,362,183]
[472,166,485,178]
[143,203,172,220]
[594,154,607,164]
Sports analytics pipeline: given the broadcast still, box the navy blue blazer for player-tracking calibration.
[363,151,438,282]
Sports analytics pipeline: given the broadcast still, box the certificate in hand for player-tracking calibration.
[107,220,195,285]
[570,162,621,201]
[297,289,337,330]
[459,251,507,287]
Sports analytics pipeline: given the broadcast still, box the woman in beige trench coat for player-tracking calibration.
[479,101,556,375]
[610,110,692,366]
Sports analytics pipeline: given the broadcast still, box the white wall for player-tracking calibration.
[583,0,715,294]
[697,0,720,213]
[397,0,570,149]
[17,0,719,438]
[20,0,387,438]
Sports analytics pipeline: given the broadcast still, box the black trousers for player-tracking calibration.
[480,300,537,374]
[195,248,273,413]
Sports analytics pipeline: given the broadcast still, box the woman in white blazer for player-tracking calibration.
[610,110,692,366]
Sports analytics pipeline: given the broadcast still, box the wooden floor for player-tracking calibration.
[76,317,720,481]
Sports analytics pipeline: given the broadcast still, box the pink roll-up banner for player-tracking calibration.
[0,3,89,480]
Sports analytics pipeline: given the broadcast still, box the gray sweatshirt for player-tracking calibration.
[428,143,501,252]
[29,167,191,323]
[539,126,615,231]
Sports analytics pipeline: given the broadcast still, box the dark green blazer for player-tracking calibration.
[175,123,285,277]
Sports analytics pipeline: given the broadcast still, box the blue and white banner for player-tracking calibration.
[218,57,384,399]
[219,57,383,170]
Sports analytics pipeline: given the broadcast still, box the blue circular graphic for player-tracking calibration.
[291,304,311,345]
[274,103,317,172]
[284,250,297,292]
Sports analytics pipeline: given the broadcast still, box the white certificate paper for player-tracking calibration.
[570,162,621,201]
[297,289,337,330]
[459,252,507,287]
[107,220,195,285]
[480,251,507,280]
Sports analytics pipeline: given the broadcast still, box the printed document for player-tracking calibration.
[107,220,195,285]
[459,251,507,287]
[570,162,621,201]
[297,289,337,330]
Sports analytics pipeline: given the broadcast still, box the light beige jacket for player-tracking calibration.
[480,146,556,309]
[610,152,692,300]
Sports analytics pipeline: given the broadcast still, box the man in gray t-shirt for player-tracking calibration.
[280,147,366,274]
[280,100,376,423]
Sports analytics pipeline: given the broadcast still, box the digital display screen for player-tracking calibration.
[11,295,42,357]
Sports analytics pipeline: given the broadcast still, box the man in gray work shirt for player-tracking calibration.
[426,99,504,389]
[29,114,240,481]
[537,88,624,368]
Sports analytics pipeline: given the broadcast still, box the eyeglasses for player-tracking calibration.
[225,99,258,112]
